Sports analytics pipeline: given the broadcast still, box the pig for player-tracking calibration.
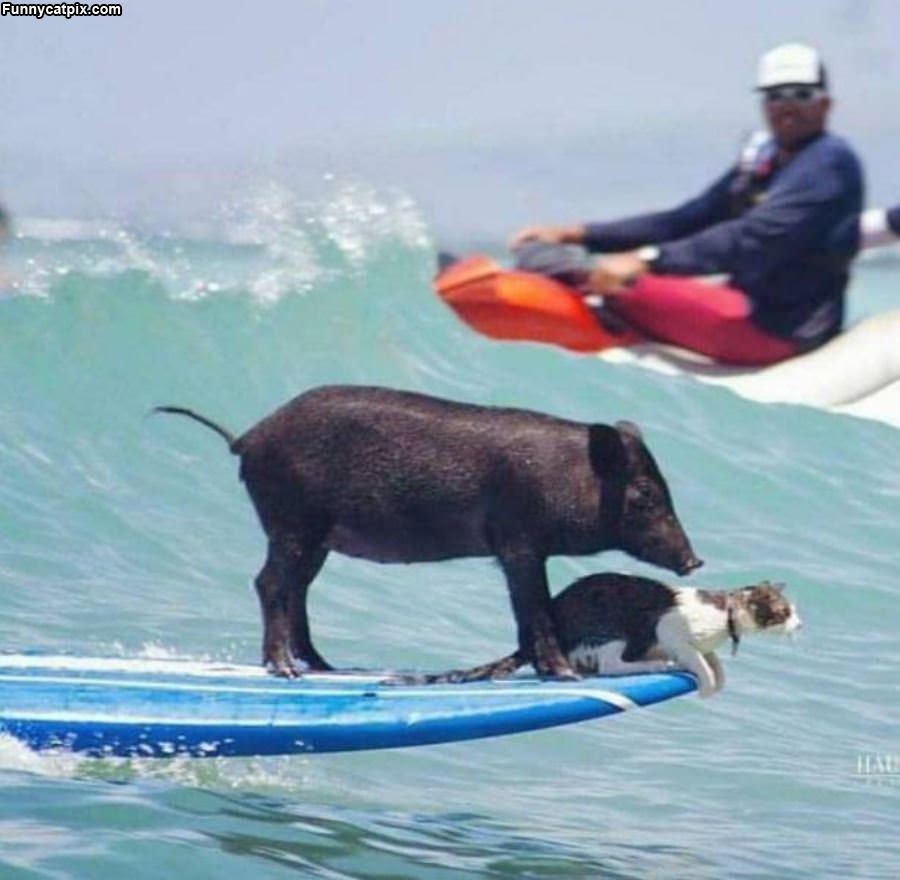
[154,385,702,679]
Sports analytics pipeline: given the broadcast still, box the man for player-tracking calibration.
[510,44,864,365]
[861,205,900,247]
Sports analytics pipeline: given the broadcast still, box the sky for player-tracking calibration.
[1,0,898,235]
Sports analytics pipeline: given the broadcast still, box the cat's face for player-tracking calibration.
[735,582,802,634]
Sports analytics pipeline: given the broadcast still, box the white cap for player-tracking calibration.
[756,43,827,90]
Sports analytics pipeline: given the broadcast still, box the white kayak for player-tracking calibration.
[600,308,900,430]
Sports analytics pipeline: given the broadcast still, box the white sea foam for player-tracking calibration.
[5,176,432,304]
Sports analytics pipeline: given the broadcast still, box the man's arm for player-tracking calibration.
[509,168,735,251]
[651,158,853,282]
[890,206,900,236]
[860,205,900,248]
[581,169,736,252]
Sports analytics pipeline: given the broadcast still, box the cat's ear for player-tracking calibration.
[757,580,785,593]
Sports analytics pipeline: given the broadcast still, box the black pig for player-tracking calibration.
[155,385,702,679]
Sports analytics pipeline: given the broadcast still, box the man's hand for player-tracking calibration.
[587,251,649,297]
[509,224,585,250]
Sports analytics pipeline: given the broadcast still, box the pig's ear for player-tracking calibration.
[614,420,643,441]
[588,424,626,478]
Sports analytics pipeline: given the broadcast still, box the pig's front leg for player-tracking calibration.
[497,545,578,680]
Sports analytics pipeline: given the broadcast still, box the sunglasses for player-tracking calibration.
[763,85,825,104]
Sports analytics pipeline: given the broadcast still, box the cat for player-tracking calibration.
[419,572,801,697]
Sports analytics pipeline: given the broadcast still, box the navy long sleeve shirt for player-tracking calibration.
[583,132,864,344]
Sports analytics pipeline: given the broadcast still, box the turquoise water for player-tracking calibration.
[1,187,899,878]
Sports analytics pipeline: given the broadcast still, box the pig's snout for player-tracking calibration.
[677,555,704,576]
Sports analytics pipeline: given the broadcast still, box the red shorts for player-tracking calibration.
[609,275,798,366]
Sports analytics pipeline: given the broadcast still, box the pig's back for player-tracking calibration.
[233,386,596,561]
[235,385,586,467]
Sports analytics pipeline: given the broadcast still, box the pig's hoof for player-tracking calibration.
[265,656,300,678]
[537,660,581,681]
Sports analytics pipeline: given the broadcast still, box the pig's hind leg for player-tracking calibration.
[286,542,332,671]
[255,536,331,677]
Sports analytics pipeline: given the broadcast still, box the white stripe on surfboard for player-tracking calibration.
[0,671,642,708]
[0,688,637,729]
[0,655,378,683]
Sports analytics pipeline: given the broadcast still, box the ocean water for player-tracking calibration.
[1,182,899,879]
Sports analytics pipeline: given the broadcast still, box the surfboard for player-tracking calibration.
[0,654,697,758]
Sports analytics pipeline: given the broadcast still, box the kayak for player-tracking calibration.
[435,255,635,352]
[434,255,900,430]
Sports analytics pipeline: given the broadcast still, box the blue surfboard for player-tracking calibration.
[0,654,697,757]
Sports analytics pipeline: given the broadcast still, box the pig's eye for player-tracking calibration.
[630,486,656,513]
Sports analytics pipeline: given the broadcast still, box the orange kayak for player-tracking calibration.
[434,254,642,353]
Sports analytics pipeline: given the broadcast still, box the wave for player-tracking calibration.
[1,176,898,878]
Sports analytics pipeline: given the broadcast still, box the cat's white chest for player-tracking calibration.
[665,589,730,654]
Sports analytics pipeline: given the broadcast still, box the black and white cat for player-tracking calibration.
[423,573,801,697]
